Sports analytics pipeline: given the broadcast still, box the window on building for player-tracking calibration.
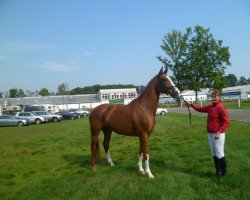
[128,93,136,98]
[120,93,127,98]
[102,94,110,99]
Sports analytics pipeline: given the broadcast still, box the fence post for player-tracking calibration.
[238,98,241,108]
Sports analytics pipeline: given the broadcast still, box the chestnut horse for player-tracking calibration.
[89,68,180,178]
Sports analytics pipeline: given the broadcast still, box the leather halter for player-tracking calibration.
[159,77,192,125]
[159,78,178,97]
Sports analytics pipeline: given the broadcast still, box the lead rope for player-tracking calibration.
[180,96,192,125]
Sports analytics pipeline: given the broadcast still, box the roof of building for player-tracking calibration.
[0,94,100,106]
[181,88,210,96]
[223,85,250,92]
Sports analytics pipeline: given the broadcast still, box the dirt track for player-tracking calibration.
[167,107,250,122]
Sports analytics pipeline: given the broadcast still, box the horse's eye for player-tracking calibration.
[168,90,172,94]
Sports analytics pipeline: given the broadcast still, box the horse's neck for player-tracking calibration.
[137,79,160,111]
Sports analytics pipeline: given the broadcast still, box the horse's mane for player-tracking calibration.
[128,75,159,105]
[141,74,159,93]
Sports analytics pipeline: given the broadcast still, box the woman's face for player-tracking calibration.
[212,94,221,103]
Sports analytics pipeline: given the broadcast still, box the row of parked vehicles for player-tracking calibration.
[0,108,90,127]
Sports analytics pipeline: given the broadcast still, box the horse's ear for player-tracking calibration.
[164,66,168,74]
[158,67,164,75]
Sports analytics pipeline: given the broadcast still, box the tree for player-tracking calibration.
[0,91,3,98]
[157,28,191,91]
[238,76,247,85]
[57,83,69,95]
[39,88,50,96]
[18,89,26,97]
[226,74,238,87]
[247,78,250,85]
[69,87,83,95]
[158,25,231,101]
[9,88,19,98]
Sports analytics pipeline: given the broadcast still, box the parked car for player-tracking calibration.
[11,112,46,124]
[23,105,45,112]
[156,108,168,115]
[55,111,79,120]
[0,115,31,127]
[31,111,63,123]
[68,108,89,117]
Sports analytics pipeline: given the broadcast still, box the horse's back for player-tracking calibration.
[89,104,131,123]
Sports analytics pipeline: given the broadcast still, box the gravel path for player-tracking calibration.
[167,107,250,122]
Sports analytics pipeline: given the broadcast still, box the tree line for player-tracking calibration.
[0,83,138,98]
[0,73,248,99]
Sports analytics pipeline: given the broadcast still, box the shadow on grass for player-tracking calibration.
[62,154,109,169]
[62,154,214,179]
[151,158,214,178]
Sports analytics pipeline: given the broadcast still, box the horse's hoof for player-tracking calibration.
[139,170,146,176]
[146,172,155,178]
[148,174,155,179]
[109,162,115,167]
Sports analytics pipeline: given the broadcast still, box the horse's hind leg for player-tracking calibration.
[102,127,114,166]
[91,127,101,171]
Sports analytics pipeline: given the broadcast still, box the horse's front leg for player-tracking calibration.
[138,152,145,175]
[144,154,154,178]
[139,134,154,178]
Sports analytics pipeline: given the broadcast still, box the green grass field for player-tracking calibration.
[0,114,249,200]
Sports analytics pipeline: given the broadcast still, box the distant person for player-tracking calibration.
[185,90,230,177]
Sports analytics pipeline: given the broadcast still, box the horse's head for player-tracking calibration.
[157,67,180,99]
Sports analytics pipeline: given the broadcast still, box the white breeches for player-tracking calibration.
[208,133,225,158]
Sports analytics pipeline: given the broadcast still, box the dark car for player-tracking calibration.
[68,108,89,117]
[23,105,45,112]
[55,111,79,120]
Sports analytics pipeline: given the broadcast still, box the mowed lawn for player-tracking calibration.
[0,113,249,200]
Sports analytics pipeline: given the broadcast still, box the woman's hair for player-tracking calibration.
[212,89,222,96]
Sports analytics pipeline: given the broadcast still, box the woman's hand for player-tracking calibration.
[184,100,191,107]
[215,131,220,139]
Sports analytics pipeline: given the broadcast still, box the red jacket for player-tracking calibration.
[190,102,230,133]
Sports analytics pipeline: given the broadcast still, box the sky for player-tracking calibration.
[0,0,250,93]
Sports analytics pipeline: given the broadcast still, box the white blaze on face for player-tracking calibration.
[165,75,180,97]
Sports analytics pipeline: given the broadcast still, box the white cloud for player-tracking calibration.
[5,41,56,53]
[83,51,93,56]
[40,61,80,72]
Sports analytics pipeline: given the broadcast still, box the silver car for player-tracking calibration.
[0,115,30,127]
[31,111,63,123]
[12,112,45,124]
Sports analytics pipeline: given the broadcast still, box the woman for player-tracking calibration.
[185,90,230,177]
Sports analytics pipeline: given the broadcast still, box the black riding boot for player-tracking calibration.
[220,157,227,177]
[213,156,221,176]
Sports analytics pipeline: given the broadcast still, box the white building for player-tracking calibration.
[181,85,250,102]
[0,88,138,113]
[222,85,250,100]
[181,88,210,102]
[97,88,137,104]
